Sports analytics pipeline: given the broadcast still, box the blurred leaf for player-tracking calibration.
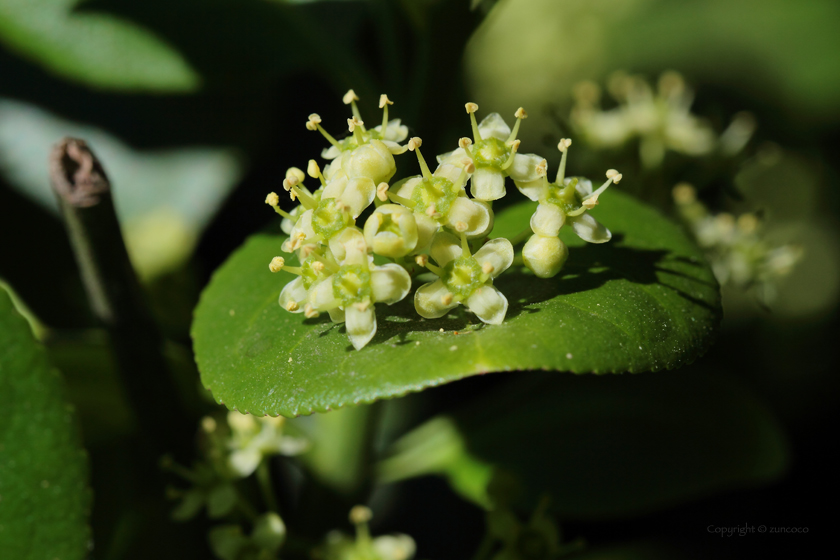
[456,372,789,518]
[0,0,199,91]
[0,286,90,558]
[192,190,720,417]
[0,98,243,278]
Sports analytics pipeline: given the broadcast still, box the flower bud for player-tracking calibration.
[523,234,568,278]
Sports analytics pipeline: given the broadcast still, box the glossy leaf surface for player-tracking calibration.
[0,287,90,558]
[192,191,720,416]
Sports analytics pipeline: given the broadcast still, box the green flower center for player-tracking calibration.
[472,137,510,169]
[442,256,483,301]
[332,264,372,306]
[312,198,353,240]
[299,258,321,290]
[337,129,383,152]
[376,213,402,236]
[545,178,583,215]
[411,176,460,221]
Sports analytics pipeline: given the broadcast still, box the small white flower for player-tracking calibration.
[226,412,308,478]
[414,232,513,324]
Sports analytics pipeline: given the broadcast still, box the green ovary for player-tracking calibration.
[411,177,459,221]
[545,178,582,216]
[312,198,353,240]
[333,265,372,306]
[443,257,483,301]
[299,259,321,289]
[472,137,510,169]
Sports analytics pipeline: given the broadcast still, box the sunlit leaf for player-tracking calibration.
[192,190,720,417]
[0,286,90,558]
[0,0,199,91]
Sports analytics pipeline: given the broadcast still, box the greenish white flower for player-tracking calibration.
[319,506,416,560]
[390,138,493,240]
[414,231,513,324]
[307,245,411,350]
[364,203,419,258]
[226,411,308,478]
[437,104,532,201]
[571,72,717,168]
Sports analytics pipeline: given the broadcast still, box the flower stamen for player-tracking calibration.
[306,113,340,147]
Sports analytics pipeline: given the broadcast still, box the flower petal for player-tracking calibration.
[278,277,308,313]
[371,264,412,305]
[340,177,376,217]
[465,285,508,325]
[513,178,545,202]
[447,198,492,238]
[436,147,467,166]
[329,227,367,263]
[530,203,565,237]
[470,167,506,201]
[321,175,348,199]
[229,448,262,478]
[309,277,337,310]
[377,118,408,142]
[568,212,612,243]
[346,304,377,350]
[415,213,440,251]
[328,307,345,323]
[414,279,459,319]
[478,112,511,141]
[430,231,462,267]
[474,238,514,278]
[434,163,465,185]
[395,176,422,200]
[321,145,341,160]
[508,153,545,182]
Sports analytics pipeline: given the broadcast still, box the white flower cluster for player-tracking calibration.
[266,92,621,350]
[673,183,802,303]
[319,505,416,560]
[571,71,755,168]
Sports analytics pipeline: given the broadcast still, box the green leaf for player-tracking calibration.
[0,0,199,92]
[0,287,90,558]
[192,190,720,416]
[449,371,788,518]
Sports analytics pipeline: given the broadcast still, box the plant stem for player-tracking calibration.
[257,460,279,513]
[49,138,192,458]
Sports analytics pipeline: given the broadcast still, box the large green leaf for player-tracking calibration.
[192,190,720,417]
[0,0,199,92]
[0,287,90,558]
[457,371,787,518]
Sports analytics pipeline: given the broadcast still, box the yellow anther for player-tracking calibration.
[379,94,393,108]
[265,192,280,207]
[376,182,390,202]
[558,138,572,152]
[536,159,548,177]
[347,117,364,132]
[312,261,326,273]
[454,221,468,232]
[343,89,359,105]
[289,189,297,201]
[482,262,495,274]
[462,159,476,174]
[304,304,320,319]
[508,139,521,152]
[515,107,528,119]
[408,137,422,151]
[425,204,437,217]
[672,183,696,205]
[606,169,622,184]
[465,102,479,114]
[582,198,599,210]
[306,113,322,131]
[307,160,321,178]
[349,505,372,525]
[354,299,371,312]
[269,256,285,273]
[286,301,300,312]
[415,254,429,267]
[441,293,454,305]
[285,173,300,187]
[286,167,305,183]
[458,137,473,150]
